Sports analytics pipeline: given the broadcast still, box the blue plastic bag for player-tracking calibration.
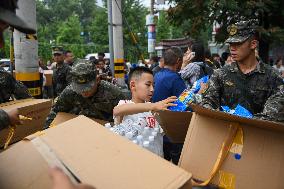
[221,104,253,118]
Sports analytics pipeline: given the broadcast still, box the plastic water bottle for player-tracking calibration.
[136,135,143,146]
[104,123,112,129]
[151,131,158,137]
[143,141,150,150]
[154,127,160,133]
[138,118,147,128]
[126,131,139,140]
[142,127,150,138]
[124,119,134,126]
[132,123,143,134]
[112,125,125,136]
[148,136,155,153]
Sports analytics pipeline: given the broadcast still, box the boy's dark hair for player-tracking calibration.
[164,47,183,66]
[128,66,153,85]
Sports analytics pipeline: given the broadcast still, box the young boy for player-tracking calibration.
[152,47,186,165]
[113,66,176,156]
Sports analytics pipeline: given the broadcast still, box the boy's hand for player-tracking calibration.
[152,96,177,111]
[50,167,95,189]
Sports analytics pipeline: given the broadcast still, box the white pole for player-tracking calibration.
[14,0,40,97]
[112,0,125,86]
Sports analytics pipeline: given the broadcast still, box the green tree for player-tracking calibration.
[168,0,284,62]
[122,0,148,62]
[156,10,171,42]
[90,7,109,53]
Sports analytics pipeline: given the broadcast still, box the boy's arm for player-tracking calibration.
[113,96,177,117]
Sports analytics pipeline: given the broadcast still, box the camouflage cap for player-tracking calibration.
[52,46,64,55]
[225,20,258,44]
[0,0,36,34]
[70,61,97,94]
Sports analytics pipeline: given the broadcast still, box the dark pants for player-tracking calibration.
[163,136,183,165]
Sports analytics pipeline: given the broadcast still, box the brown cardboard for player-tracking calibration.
[0,116,192,189]
[51,112,108,126]
[0,99,52,148]
[155,110,192,143]
[43,70,53,86]
[179,105,284,189]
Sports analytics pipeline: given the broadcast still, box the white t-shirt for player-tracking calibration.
[114,100,164,156]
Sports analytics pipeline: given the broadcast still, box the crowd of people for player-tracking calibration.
[0,0,284,189]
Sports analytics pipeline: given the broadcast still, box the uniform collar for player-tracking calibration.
[229,61,265,74]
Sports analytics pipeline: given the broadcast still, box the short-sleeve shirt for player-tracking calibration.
[152,68,186,102]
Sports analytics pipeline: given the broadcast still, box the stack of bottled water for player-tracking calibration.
[104,119,163,157]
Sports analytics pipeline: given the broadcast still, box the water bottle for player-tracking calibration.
[112,125,125,136]
[104,123,112,129]
[148,136,155,153]
[151,131,158,137]
[137,117,147,128]
[143,141,150,150]
[136,135,143,146]
[154,127,160,133]
[132,122,143,134]
[142,126,150,138]
[125,132,134,140]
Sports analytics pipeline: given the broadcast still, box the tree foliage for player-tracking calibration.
[168,0,284,61]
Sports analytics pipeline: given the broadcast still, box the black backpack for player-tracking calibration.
[193,62,214,79]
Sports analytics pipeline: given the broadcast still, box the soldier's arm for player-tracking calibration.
[66,66,72,85]
[13,80,32,99]
[0,109,10,130]
[200,69,222,109]
[255,85,284,122]
[44,88,74,128]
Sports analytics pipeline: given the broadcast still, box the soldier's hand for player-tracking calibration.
[197,82,208,94]
[50,167,95,189]
[152,96,177,111]
[7,108,21,126]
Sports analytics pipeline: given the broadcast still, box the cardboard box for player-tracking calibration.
[43,70,53,86]
[51,112,108,126]
[155,110,192,143]
[179,105,284,189]
[0,116,192,189]
[0,99,52,148]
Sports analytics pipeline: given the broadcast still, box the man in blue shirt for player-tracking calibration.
[153,47,186,164]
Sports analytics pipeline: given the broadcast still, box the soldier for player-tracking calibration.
[201,20,283,115]
[52,46,72,97]
[0,0,35,129]
[45,61,127,128]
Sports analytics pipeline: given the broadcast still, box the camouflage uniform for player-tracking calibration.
[201,62,283,114]
[0,69,31,103]
[53,63,72,96]
[255,85,284,122]
[200,20,284,115]
[0,70,31,130]
[0,109,10,130]
[45,62,127,128]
